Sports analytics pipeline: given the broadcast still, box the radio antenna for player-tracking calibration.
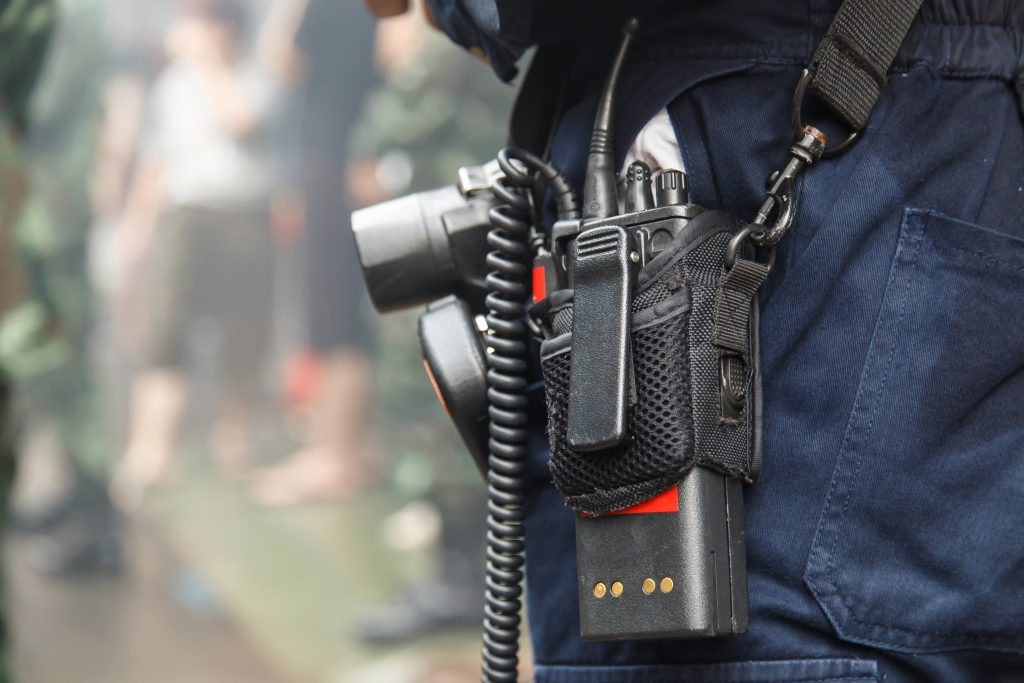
[582,17,639,220]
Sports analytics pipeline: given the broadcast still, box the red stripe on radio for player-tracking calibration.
[607,486,679,515]
[532,266,546,302]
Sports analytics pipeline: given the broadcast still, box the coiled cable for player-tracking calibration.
[481,147,577,683]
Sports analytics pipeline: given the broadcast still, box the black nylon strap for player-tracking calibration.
[808,0,923,131]
[713,258,771,356]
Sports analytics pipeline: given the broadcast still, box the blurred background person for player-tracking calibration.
[112,0,284,508]
[4,0,523,681]
[4,0,128,579]
[250,0,380,506]
[0,0,58,673]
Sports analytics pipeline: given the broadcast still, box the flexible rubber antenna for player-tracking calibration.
[582,17,639,220]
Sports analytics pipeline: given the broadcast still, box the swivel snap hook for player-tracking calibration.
[725,125,825,270]
[748,125,826,249]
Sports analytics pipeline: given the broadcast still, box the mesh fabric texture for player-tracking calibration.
[542,214,758,515]
[544,295,693,515]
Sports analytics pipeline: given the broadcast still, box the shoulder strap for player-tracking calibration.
[808,0,924,132]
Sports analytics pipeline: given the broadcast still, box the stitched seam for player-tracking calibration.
[829,34,888,86]
[920,208,1024,271]
[823,223,921,598]
[821,212,923,595]
[925,239,1024,273]
[803,207,907,609]
[630,54,1021,81]
[830,619,1024,642]
[821,212,924,630]
[815,629,1024,653]
[639,57,1022,83]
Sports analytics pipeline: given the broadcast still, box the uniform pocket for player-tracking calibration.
[534,657,879,683]
[804,208,1024,653]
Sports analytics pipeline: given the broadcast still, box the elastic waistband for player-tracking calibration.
[623,0,1023,83]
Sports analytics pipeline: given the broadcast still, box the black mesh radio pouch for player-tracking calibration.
[541,210,766,517]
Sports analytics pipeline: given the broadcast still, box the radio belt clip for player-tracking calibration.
[566,225,637,451]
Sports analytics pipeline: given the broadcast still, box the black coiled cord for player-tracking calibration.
[481,147,578,683]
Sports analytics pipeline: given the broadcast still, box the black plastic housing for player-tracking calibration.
[567,226,636,451]
[418,296,490,474]
[351,185,493,313]
[576,467,748,640]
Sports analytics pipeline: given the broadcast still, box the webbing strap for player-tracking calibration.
[808,0,923,131]
[713,258,771,357]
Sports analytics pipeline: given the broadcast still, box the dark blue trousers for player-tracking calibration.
[522,2,1024,681]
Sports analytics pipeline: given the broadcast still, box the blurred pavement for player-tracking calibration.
[7,449,492,683]
[7,518,292,683]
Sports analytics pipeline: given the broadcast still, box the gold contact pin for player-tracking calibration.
[660,577,674,593]
[642,578,656,595]
[594,582,607,598]
[610,581,624,597]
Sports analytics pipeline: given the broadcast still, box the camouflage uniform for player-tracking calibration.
[8,0,108,483]
[3,2,114,541]
[0,0,58,676]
